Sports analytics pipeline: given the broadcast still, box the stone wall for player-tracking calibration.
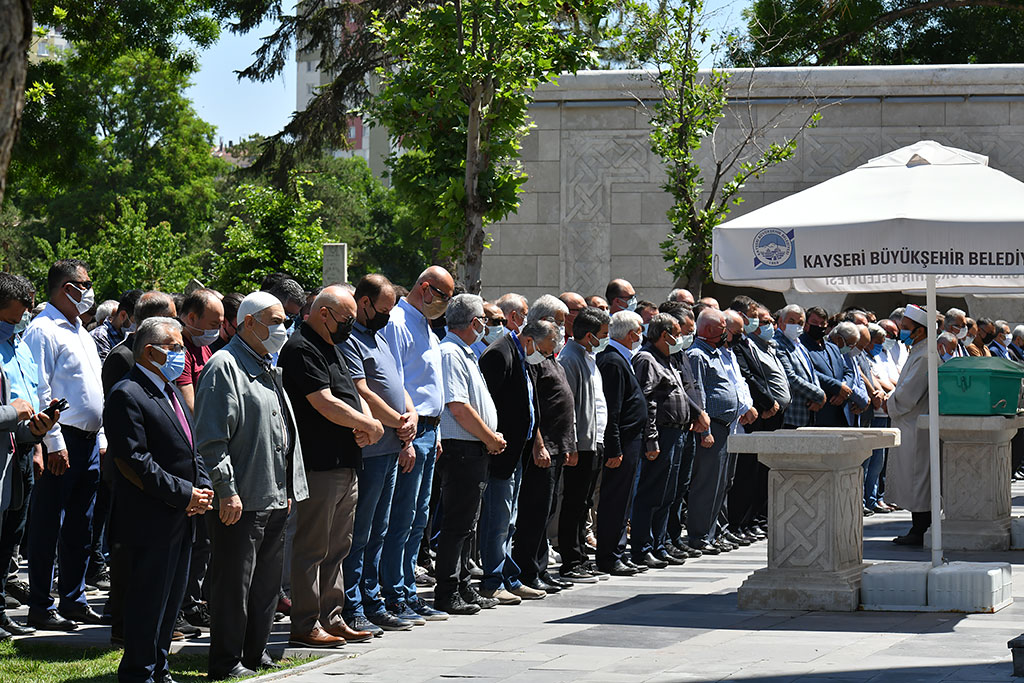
[479,65,1024,314]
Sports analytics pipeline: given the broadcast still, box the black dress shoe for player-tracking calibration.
[209,663,257,680]
[59,605,111,625]
[174,613,201,639]
[892,533,924,547]
[524,577,561,594]
[687,541,719,556]
[540,572,573,589]
[244,651,281,670]
[655,550,685,566]
[636,552,668,569]
[0,625,10,641]
[622,558,649,572]
[0,613,35,636]
[596,560,637,577]
[434,593,481,615]
[723,531,751,546]
[28,608,78,631]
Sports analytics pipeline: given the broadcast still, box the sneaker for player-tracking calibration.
[407,596,449,621]
[434,593,480,616]
[348,614,384,638]
[85,567,111,591]
[559,567,599,584]
[414,565,436,587]
[583,561,610,581]
[460,586,499,609]
[390,602,426,626]
[367,609,413,631]
[477,587,521,605]
[183,602,210,628]
[507,583,546,600]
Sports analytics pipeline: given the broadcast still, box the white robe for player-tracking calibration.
[886,342,931,512]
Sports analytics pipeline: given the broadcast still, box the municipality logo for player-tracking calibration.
[753,228,796,269]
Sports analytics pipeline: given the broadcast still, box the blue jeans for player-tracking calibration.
[863,415,890,507]
[343,452,399,618]
[479,461,523,592]
[380,422,437,608]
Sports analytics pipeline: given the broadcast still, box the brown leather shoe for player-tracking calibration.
[288,626,345,648]
[323,622,374,643]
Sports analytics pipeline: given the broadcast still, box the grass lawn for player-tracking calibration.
[0,639,313,682]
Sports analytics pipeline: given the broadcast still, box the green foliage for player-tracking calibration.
[25,228,87,297]
[365,0,605,289]
[623,0,813,292]
[212,176,329,293]
[730,0,1024,66]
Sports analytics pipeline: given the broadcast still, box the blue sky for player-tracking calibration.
[185,0,748,144]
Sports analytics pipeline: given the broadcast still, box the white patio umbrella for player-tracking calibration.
[712,140,1024,567]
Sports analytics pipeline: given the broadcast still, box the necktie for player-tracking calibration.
[165,385,193,447]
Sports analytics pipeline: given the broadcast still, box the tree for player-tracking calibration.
[730,0,1024,67]
[621,0,820,294]
[212,175,329,292]
[366,0,606,291]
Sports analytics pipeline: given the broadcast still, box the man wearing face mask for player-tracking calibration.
[90,289,141,362]
[379,267,455,622]
[885,304,933,547]
[595,311,647,575]
[774,305,827,431]
[559,292,587,341]
[828,322,871,429]
[472,302,506,358]
[176,289,225,414]
[279,286,381,649]
[942,308,970,358]
[967,317,993,357]
[800,307,855,428]
[605,279,637,316]
[557,307,610,582]
[495,293,528,334]
[630,313,703,569]
[23,259,109,631]
[104,317,214,683]
[195,292,310,679]
[989,321,1012,359]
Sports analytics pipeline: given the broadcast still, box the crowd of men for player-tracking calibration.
[0,257,976,682]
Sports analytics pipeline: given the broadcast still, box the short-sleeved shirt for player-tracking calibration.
[340,321,404,457]
[176,335,213,389]
[439,331,498,443]
[279,322,362,470]
[380,299,444,418]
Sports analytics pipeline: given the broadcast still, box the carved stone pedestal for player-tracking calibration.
[917,414,1024,551]
[729,428,900,612]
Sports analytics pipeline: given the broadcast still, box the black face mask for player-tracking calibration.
[981,331,995,345]
[365,299,390,332]
[806,324,827,341]
[328,310,353,345]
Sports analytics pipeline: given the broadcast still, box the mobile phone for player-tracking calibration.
[43,398,69,418]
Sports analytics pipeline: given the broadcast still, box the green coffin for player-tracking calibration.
[938,356,1024,416]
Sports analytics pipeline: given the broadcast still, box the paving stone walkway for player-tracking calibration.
[10,488,1024,682]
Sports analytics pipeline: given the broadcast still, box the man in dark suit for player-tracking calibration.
[774,304,827,429]
[478,315,546,602]
[801,306,854,428]
[595,310,647,576]
[104,317,214,683]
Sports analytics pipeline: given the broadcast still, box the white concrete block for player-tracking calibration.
[1011,517,1024,550]
[927,561,1013,613]
[860,562,930,610]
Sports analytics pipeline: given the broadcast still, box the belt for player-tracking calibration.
[710,417,732,429]
[62,424,99,441]
[663,422,690,430]
[420,415,441,428]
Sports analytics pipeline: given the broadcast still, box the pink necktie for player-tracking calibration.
[165,385,193,446]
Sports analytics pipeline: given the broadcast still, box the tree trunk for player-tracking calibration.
[461,83,485,294]
[685,262,705,298]
[0,0,32,206]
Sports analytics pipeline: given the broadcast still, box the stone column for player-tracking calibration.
[730,428,899,612]
[917,414,1024,551]
[323,243,348,287]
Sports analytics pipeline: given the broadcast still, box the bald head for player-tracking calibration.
[723,309,744,335]
[606,279,636,314]
[308,285,357,343]
[696,309,726,338]
[407,265,454,319]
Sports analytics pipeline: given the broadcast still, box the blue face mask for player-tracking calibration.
[940,352,952,362]
[744,319,759,335]
[898,329,914,346]
[872,343,884,355]
[758,324,774,342]
[153,346,187,383]
[13,311,30,334]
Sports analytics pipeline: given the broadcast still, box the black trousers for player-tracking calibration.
[434,440,489,600]
[207,508,287,676]
[558,449,598,571]
[118,522,191,683]
[512,455,563,583]
[88,478,111,576]
[667,432,696,543]
[595,438,641,566]
[0,449,32,612]
[728,412,784,531]
[183,518,211,611]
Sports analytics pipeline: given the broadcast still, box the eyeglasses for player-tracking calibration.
[151,343,185,353]
[486,317,506,327]
[326,308,356,326]
[567,307,585,314]
[67,280,93,290]
[427,283,451,302]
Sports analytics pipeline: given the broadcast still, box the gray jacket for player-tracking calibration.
[558,340,599,452]
[195,335,308,511]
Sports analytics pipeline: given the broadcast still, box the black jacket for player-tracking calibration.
[596,345,646,461]
[731,336,777,414]
[102,333,136,397]
[104,366,211,547]
[529,356,577,460]
[479,333,540,479]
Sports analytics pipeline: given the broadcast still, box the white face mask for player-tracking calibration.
[783,323,803,341]
[260,322,288,354]
[525,347,547,365]
[483,324,506,345]
[668,336,685,354]
[67,284,95,316]
[882,338,896,352]
[589,334,610,354]
[678,333,694,350]
[956,326,968,340]
[964,335,975,347]
[188,324,221,347]
[624,297,637,312]
[472,321,486,345]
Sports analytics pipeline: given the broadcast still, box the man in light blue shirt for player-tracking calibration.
[379,266,454,623]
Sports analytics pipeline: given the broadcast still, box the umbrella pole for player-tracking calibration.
[926,274,943,567]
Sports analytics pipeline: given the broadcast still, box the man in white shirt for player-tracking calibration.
[23,259,109,631]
